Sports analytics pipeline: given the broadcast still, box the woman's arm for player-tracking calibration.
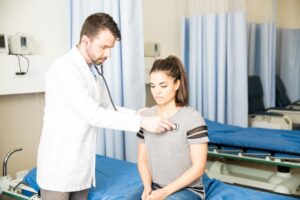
[138,143,153,200]
[148,143,208,199]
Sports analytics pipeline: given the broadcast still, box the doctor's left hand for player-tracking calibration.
[146,188,168,200]
[141,117,175,133]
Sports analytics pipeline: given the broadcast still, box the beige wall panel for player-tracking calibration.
[0,93,44,177]
[277,0,300,29]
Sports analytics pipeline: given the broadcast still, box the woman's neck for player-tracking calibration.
[157,102,180,119]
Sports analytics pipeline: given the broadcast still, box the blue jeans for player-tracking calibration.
[152,184,202,200]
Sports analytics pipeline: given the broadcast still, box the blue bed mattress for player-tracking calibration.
[23,155,298,200]
[206,119,300,155]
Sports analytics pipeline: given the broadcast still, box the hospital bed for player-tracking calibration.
[15,155,299,200]
[248,76,300,130]
[276,76,300,109]
[206,119,300,197]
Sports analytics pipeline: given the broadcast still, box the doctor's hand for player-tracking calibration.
[141,117,175,133]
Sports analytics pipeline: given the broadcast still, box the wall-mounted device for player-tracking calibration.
[144,42,160,57]
[9,33,33,55]
[0,34,9,55]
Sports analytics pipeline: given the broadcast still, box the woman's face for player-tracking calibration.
[150,71,180,106]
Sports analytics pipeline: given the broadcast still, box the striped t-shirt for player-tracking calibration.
[137,106,209,199]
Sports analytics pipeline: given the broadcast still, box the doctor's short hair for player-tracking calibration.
[150,55,189,107]
[79,12,121,42]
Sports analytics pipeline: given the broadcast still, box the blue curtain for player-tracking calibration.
[68,0,145,162]
[276,29,300,102]
[182,12,248,127]
[248,22,276,108]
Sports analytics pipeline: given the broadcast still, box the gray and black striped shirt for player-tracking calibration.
[137,106,209,199]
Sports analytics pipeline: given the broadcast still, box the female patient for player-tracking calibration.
[137,56,209,200]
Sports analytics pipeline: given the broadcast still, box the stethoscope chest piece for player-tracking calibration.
[171,123,179,133]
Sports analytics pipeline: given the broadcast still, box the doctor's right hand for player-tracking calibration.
[141,116,175,133]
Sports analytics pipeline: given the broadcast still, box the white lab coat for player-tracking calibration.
[37,46,141,192]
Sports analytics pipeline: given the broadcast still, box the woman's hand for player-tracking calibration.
[146,188,168,200]
[142,186,152,200]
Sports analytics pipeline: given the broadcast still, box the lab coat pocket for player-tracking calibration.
[56,141,93,176]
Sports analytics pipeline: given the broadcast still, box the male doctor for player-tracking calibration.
[37,13,174,200]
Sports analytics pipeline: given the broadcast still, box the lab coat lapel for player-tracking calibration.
[69,46,100,101]
[82,67,100,102]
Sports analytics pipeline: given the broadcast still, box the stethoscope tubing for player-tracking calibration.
[94,64,118,111]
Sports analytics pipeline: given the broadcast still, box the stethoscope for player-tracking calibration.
[93,64,180,132]
[94,64,118,111]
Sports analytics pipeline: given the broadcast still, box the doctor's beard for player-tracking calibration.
[92,57,106,65]
[85,45,106,65]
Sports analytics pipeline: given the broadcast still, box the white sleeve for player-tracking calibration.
[116,106,136,114]
[48,61,141,132]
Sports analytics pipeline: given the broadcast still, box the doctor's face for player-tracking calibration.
[85,28,116,65]
[150,71,180,106]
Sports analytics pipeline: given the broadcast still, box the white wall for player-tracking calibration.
[0,0,68,177]
[0,0,69,95]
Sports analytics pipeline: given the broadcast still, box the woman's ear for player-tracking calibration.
[175,79,180,91]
